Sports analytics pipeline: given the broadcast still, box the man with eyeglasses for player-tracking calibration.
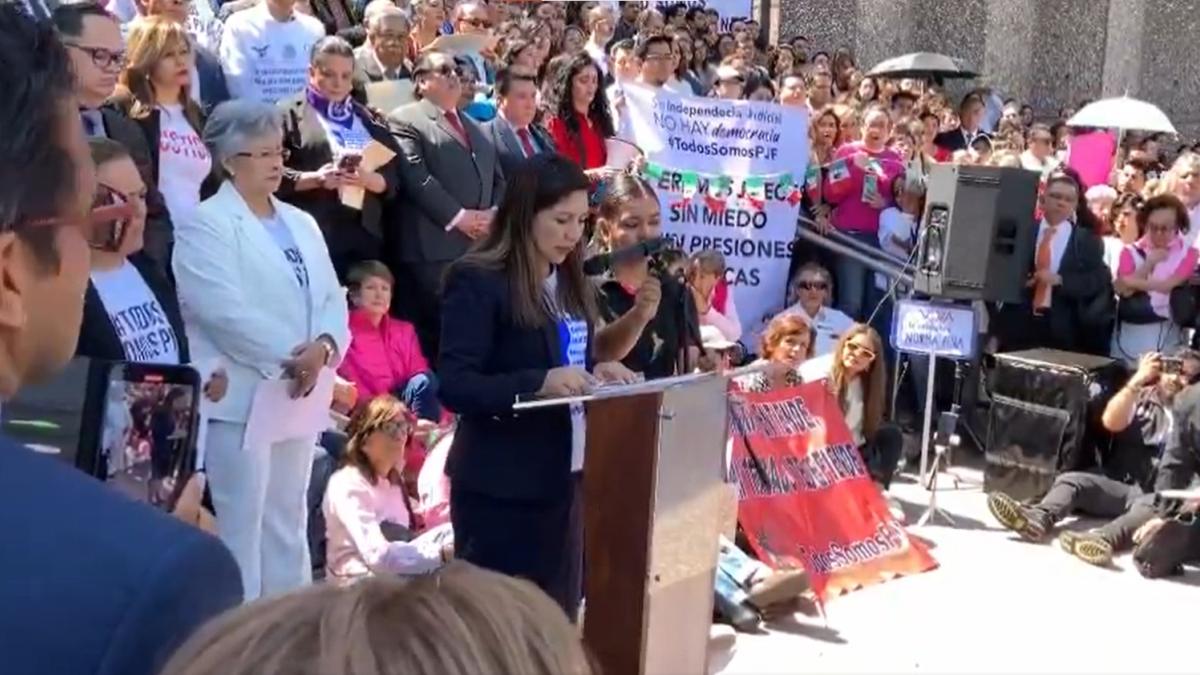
[354,4,413,87]
[452,1,494,87]
[386,50,504,360]
[780,262,853,357]
[989,350,1200,567]
[1020,123,1059,174]
[53,1,175,275]
[611,33,671,141]
[0,7,242,675]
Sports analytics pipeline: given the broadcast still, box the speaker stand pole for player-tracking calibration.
[918,352,937,482]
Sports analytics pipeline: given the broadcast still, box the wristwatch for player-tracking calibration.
[316,336,335,365]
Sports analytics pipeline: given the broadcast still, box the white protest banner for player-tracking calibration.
[622,84,809,341]
[652,0,753,31]
[890,299,978,359]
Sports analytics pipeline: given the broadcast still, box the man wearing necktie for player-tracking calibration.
[53,0,175,274]
[996,170,1112,355]
[352,4,412,105]
[482,67,556,174]
[451,1,495,87]
[934,92,986,155]
[386,50,505,361]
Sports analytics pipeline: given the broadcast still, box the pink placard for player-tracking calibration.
[1065,130,1117,189]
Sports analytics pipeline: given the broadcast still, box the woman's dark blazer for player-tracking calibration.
[277,94,400,278]
[113,102,223,202]
[76,251,191,364]
[438,263,594,503]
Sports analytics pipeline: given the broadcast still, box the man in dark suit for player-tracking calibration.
[355,5,413,83]
[351,5,413,106]
[994,171,1113,355]
[934,92,987,155]
[387,50,505,360]
[54,1,174,275]
[482,67,556,174]
[0,9,242,675]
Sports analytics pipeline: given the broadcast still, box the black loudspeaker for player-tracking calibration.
[915,164,1041,303]
[984,349,1127,501]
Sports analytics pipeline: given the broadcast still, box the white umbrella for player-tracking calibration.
[1066,96,1176,134]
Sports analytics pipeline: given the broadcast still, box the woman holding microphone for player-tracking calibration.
[174,100,350,601]
[438,154,635,619]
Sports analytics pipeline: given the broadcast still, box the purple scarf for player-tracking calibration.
[305,86,355,131]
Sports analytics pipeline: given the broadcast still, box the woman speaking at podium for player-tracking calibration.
[438,154,635,618]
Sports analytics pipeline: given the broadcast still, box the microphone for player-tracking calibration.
[583,237,667,276]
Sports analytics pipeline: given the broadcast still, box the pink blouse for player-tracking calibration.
[1117,235,1198,319]
[322,466,448,584]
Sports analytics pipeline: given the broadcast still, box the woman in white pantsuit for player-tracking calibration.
[174,100,350,601]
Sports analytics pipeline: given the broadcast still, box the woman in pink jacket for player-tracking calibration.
[338,261,441,420]
[821,104,906,321]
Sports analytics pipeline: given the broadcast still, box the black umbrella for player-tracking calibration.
[866,52,978,81]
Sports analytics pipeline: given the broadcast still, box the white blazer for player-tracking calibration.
[173,181,351,423]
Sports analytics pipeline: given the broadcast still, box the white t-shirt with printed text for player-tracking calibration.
[91,261,182,365]
[157,104,212,224]
[219,4,323,104]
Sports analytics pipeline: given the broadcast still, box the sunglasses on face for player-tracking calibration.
[463,17,492,28]
[846,341,876,360]
[796,280,827,291]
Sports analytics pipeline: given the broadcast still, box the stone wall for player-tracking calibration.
[775,0,1200,139]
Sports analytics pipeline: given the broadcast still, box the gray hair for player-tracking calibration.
[203,99,283,167]
[310,35,355,66]
[365,1,409,30]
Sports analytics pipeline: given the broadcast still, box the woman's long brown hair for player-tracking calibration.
[829,323,887,439]
[452,153,598,328]
[113,16,204,133]
[342,395,413,487]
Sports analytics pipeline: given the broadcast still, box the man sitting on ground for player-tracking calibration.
[987,350,1200,566]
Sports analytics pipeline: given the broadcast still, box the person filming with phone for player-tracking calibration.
[0,8,241,675]
[173,99,351,601]
[280,36,399,281]
[988,349,1200,567]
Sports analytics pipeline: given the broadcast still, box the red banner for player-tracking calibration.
[729,382,937,603]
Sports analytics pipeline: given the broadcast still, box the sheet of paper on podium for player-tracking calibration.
[365,80,415,115]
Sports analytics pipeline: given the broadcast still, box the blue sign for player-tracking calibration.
[890,299,978,360]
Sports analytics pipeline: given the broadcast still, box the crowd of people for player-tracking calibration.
[4,0,1200,673]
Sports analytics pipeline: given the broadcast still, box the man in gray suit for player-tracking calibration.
[387,50,505,360]
[482,67,557,174]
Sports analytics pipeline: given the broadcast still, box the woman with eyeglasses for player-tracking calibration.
[1111,194,1197,365]
[323,396,454,586]
[545,52,615,176]
[779,261,853,357]
[111,16,216,226]
[174,99,351,601]
[76,138,188,367]
[279,36,398,281]
[804,323,904,512]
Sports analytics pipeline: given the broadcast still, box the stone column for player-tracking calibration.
[854,0,915,74]
[1027,0,1110,115]
[776,0,857,53]
[982,0,1038,102]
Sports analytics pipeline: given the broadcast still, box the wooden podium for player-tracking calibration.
[565,373,730,675]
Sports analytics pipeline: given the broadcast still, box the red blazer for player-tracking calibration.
[546,112,608,170]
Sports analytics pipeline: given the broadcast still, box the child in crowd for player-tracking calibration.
[338,261,441,421]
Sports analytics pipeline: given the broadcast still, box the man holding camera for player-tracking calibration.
[988,349,1200,567]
